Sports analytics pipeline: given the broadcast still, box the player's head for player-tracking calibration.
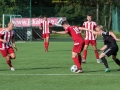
[61,20,69,29]
[8,22,14,31]
[43,15,47,21]
[95,25,103,32]
[87,14,92,22]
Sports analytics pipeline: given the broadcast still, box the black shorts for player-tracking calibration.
[102,46,119,57]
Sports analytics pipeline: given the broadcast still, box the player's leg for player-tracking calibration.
[8,47,16,71]
[99,53,110,72]
[111,47,120,67]
[72,52,83,73]
[72,42,84,73]
[44,33,50,52]
[100,48,113,72]
[45,35,50,52]
[82,40,89,63]
[43,34,46,51]
[0,49,14,71]
[91,40,100,63]
[112,55,120,66]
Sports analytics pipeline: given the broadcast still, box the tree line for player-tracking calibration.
[0,0,120,30]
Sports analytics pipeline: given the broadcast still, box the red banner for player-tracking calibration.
[11,17,66,27]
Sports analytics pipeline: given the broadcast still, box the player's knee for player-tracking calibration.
[112,56,116,60]
[99,55,103,59]
[72,54,78,58]
[99,53,105,59]
[84,47,88,50]
[5,56,10,60]
[11,56,16,59]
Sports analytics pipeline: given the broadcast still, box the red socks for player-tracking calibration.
[72,56,82,69]
[6,59,13,67]
[44,42,49,52]
[83,50,99,60]
[83,50,87,60]
[44,42,49,49]
[78,55,82,64]
[94,50,99,59]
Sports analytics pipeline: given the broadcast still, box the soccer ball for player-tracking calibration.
[70,65,78,72]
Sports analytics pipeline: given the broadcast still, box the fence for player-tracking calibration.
[0,0,120,41]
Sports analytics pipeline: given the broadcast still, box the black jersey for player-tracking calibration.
[102,31,118,48]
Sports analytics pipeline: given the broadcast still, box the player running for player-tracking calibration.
[52,21,90,73]
[82,14,100,63]
[0,22,17,71]
[91,25,120,72]
[39,15,52,52]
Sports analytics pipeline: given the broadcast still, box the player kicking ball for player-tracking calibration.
[0,22,17,71]
[90,25,120,72]
[52,21,90,73]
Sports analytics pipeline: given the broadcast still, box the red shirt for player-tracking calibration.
[82,21,97,40]
[65,26,84,43]
[40,20,52,34]
[0,29,14,50]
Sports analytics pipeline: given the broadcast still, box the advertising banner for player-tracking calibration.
[11,17,66,27]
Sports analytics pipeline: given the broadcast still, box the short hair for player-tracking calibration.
[8,22,14,26]
[61,20,69,25]
[97,25,103,30]
[87,14,92,17]
[43,15,47,18]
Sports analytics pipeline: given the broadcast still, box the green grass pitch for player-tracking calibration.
[0,41,120,90]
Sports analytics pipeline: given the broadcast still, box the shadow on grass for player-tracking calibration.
[15,66,68,71]
[49,49,71,52]
[85,68,120,73]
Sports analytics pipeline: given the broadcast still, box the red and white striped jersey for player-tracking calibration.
[82,21,97,40]
[0,29,14,50]
[40,20,52,34]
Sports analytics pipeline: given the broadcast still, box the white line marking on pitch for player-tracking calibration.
[0,74,119,76]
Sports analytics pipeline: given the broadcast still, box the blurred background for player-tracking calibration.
[0,0,120,41]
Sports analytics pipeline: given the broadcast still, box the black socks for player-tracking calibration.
[101,57,109,68]
[115,58,120,66]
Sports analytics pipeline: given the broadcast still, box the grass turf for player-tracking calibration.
[0,41,120,90]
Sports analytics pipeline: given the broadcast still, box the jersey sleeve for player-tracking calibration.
[0,30,5,37]
[94,22,97,29]
[102,31,110,36]
[65,27,69,32]
[40,23,43,26]
[104,41,107,45]
[11,30,14,39]
[82,22,85,27]
[49,23,52,26]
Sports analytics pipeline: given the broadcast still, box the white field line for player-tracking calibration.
[0,73,119,76]
[15,41,104,43]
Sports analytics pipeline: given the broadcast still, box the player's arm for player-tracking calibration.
[88,30,100,35]
[39,23,43,30]
[100,45,107,51]
[96,45,107,52]
[78,27,89,31]
[0,38,7,43]
[11,35,17,51]
[49,23,53,27]
[109,32,120,42]
[79,27,98,35]
[94,34,98,40]
[52,30,68,34]
[0,34,7,43]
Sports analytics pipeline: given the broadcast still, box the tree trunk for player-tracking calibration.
[108,3,112,30]
[96,2,99,24]
[103,5,107,27]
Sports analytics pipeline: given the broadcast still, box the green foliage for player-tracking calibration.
[1,0,120,30]
[0,0,29,23]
